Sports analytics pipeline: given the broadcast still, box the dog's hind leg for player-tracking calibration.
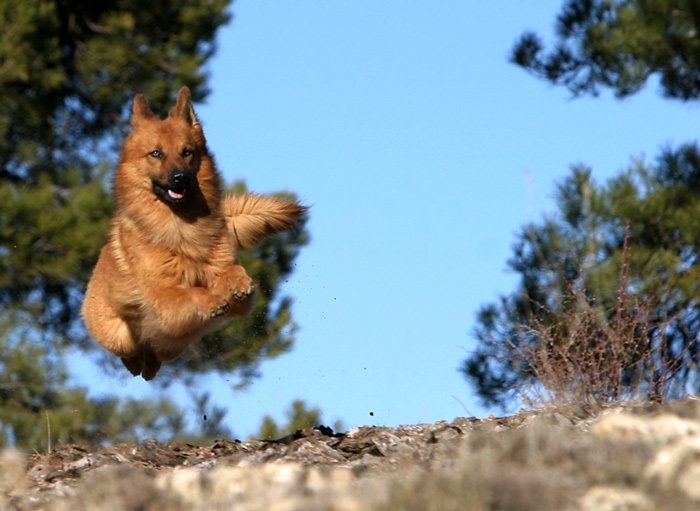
[141,349,162,381]
[83,306,141,359]
[121,351,143,377]
[121,346,162,381]
[83,270,141,360]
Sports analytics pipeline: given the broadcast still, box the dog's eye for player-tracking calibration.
[182,148,193,158]
[148,150,162,158]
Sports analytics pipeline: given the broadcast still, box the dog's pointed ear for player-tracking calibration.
[170,87,200,129]
[131,94,156,128]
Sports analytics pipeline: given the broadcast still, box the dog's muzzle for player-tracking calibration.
[152,170,190,204]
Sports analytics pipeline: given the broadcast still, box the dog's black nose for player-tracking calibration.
[170,170,190,187]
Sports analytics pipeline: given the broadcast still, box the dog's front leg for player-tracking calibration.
[211,264,256,317]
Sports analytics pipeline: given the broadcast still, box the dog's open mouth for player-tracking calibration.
[167,188,185,200]
[153,181,188,204]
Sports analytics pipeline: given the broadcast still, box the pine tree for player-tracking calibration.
[1,0,231,338]
[0,314,187,450]
[511,0,700,100]
[0,1,310,448]
[255,400,323,440]
[463,145,700,407]
[465,0,700,409]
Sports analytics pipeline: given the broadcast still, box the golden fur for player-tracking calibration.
[81,87,304,380]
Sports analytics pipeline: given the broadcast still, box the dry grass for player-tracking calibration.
[379,415,663,511]
[378,403,700,511]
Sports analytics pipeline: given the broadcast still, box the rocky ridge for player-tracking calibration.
[4,397,700,510]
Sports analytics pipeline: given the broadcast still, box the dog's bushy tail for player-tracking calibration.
[223,193,306,250]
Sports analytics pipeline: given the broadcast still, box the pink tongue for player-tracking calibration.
[168,189,184,200]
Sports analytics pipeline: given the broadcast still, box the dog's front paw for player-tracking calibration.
[231,279,254,301]
[211,265,256,316]
[224,265,255,301]
[210,299,231,318]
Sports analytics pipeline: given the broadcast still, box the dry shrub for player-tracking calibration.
[507,229,693,407]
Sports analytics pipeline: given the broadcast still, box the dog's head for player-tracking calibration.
[121,87,213,208]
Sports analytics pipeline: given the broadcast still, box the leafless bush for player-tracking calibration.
[504,229,693,407]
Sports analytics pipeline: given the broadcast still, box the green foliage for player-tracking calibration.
[0,314,187,451]
[463,144,700,407]
[0,170,112,339]
[470,2,700,407]
[0,0,230,335]
[511,0,700,100]
[0,0,233,450]
[255,400,323,440]
[172,392,235,445]
[0,0,311,449]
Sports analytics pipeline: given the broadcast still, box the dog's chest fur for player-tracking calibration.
[112,211,228,290]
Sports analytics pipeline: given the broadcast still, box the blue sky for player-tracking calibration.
[78,1,700,438]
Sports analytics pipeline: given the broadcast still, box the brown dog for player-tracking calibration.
[82,87,304,380]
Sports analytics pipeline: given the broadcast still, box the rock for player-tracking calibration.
[154,463,362,511]
[592,412,700,444]
[577,485,653,511]
[644,436,700,499]
[0,450,26,504]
